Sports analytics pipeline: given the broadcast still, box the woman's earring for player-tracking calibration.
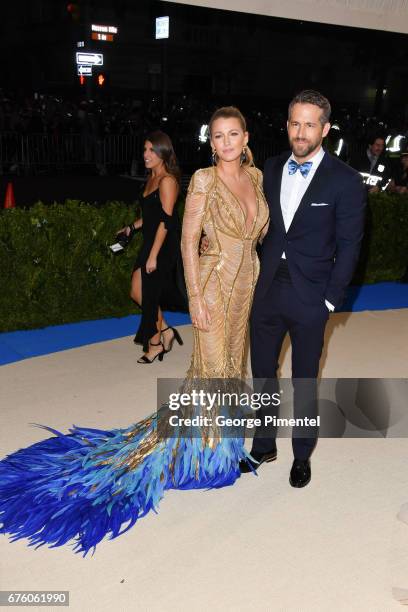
[240,146,247,166]
[212,149,217,166]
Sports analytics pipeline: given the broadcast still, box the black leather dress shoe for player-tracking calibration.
[239,450,277,473]
[289,459,311,488]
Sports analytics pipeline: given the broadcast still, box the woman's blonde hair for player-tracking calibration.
[209,106,254,167]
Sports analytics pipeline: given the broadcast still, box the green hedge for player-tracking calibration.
[352,193,408,284]
[0,200,143,332]
[0,194,407,332]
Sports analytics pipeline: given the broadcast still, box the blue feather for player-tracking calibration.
[0,415,248,555]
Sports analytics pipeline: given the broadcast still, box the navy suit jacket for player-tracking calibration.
[256,150,366,309]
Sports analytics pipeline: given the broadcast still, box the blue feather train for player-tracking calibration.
[0,415,250,555]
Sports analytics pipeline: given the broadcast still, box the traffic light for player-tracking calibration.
[67,3,80,21]
[97,73,105,87]
[79,75,85,86]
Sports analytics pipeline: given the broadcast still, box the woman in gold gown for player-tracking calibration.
[182,112,269,379]
[0,107,269,554]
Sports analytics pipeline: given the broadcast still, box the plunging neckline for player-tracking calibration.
[142,186,159,199]
[215,167,259,236]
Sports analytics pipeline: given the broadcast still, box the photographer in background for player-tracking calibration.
[349,134,392,193]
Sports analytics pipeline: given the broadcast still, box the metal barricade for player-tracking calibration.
[0,132,368,176]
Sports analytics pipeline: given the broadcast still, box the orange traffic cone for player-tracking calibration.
[4,182,16,209]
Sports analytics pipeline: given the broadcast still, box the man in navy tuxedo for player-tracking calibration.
[241,90,366,487]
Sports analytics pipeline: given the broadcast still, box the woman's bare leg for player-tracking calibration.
[130,268,142,306]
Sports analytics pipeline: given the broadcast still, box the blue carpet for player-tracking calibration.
[0,283,407,367]
[0,312,190,367]
[339,282,408,312]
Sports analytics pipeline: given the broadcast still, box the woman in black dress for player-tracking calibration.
[120,131,185,363]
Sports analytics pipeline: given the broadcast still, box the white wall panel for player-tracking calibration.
[163,0,408,34]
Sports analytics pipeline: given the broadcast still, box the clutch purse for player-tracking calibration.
[109,225,136,253]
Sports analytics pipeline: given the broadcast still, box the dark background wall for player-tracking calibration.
[1,0,407,120]
[0,175,141,206]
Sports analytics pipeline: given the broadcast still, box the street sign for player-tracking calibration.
[92,33,114,42]
[77,65,92,76]
[75,52,103,66]
[91,24,118,34]
[156,16,169,39]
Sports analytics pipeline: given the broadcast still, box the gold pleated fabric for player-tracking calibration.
[181,166,269,380]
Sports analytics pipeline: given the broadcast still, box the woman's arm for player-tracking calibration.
[181,170,212,331]
[117,217,142,236]
[132,218,143,230]
[145,176,178,273]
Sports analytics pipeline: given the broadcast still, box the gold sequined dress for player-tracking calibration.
[182,166,269,379]
[0,166,269,555]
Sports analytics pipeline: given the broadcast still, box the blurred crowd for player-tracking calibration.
[0,90,407,189]
[0,91,162,138]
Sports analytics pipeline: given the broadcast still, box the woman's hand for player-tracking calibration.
[145,255,157,274]
[190,297,212,332]
[117,225,131,236]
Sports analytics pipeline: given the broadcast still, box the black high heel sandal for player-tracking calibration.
[137,340,165,364]
[161,326,183,354]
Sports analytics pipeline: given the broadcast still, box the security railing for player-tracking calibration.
[0,132,365,177]
[0,132,282,176]
[0,133,142,174]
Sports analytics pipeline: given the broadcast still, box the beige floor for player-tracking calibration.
[0,309,408,611]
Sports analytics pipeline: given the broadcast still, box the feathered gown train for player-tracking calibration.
[0,415,248,554]
[0,166,269,554]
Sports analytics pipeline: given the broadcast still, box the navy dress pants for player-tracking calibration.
[250,260,329,460]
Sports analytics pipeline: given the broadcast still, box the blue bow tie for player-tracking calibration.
[288,159,313,178]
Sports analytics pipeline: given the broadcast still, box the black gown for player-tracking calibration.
[133,185,188,351]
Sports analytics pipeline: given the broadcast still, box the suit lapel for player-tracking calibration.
[288,151,331,232]
[270,153,289,234]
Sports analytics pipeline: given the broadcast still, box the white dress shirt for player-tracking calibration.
[366,148,379,173]
[280,147,334,311]
[280,146,325,236]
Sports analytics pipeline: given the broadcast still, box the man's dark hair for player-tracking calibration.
[288,90,331,126]
[368,134,386,146]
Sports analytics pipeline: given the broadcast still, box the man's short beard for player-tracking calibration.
[290,138,321,159]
